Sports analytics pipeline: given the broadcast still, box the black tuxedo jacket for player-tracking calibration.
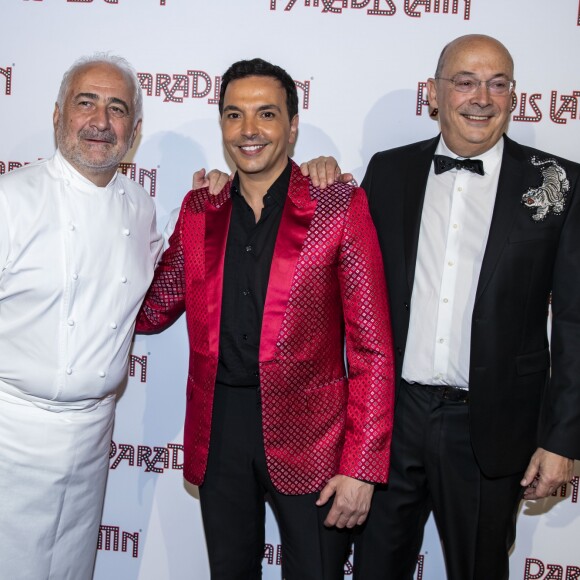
[362,134,580,478]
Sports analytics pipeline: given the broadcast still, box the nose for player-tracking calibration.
[471,81,492,105]
[89,105,112,130]
[241,116,258,138]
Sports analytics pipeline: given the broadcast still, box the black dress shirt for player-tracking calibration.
[216,161,291,387]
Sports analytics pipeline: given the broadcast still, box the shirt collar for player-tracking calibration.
[436,136,504,178]
[53,148,119,191]
[231,159,291,208]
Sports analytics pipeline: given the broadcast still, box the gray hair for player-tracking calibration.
[56,53,143,126]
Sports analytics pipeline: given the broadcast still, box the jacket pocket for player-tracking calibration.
[305,377,347,414]
[516,348,550,376]
[508,228,558,244]
[187,351,216,398]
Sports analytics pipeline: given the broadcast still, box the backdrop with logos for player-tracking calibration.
[1,1,580,578]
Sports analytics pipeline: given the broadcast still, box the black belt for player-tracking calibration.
[405,381,469,403]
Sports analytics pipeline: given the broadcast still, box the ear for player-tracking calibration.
[426,78,439,110]
[53,104,61,132]
[130,118,142,149]
[288,114,299,145]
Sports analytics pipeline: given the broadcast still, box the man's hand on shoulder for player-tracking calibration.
[521,447,574,500]
[192,168,232,195]
[316,474,374,528]
[299,157,354,190]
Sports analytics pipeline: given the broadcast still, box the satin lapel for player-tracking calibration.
[260,167,317,361]
[404,137,439,292]
[204,198,232,357]
[475,136,527,301]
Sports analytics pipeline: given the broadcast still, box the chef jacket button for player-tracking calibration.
[110,322,117,329]
[67,318,75,326]
[66,367,73,375]
[72,272,79,280]
[120,276,128,283]
[122,228,130,236]
[69,223,75,231]
[118,188,125,195]
[98,371,106,378]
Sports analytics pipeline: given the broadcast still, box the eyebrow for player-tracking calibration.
[74,92,130,111]
[452,71,511,79]
[223,104,282,113]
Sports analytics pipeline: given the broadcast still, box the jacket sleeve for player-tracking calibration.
[0,188,11,273]
[337,186,395,483]
[541,165,580,460]
[136,193,190,334]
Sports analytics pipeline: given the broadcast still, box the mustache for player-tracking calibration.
[78,128,117,144]
[460,107,496,116]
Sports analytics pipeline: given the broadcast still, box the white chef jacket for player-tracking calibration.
[0,149,163,408]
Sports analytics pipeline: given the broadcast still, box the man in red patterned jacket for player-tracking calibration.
[137,58,394,580]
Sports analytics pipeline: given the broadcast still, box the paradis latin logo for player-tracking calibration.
[23,0,167,5]
[269,0,472,19]
[1,66,11,96]
[137,69,311,110]
[524,558,580,579]
[416,83,580,125]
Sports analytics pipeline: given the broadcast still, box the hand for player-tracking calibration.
[192,168,232,195]
[299,156,354,190]
[316,474,374,528]
[520,447,574,500]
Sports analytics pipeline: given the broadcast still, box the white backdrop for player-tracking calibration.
[1,1,580,578]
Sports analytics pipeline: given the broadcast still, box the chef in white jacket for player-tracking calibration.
[0,54,162,579]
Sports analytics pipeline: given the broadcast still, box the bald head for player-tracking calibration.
[435,34,514,80]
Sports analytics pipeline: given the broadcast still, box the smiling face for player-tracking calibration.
[220,75,298,189]
[53,62,141,186]
[427,35,514,158]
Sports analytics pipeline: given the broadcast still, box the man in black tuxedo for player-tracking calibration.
[303,34,580,580]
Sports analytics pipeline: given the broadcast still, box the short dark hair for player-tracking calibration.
[219,58,298,120]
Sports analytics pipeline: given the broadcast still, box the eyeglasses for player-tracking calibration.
[435,75,515,95]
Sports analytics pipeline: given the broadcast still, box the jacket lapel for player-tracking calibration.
[260,163,317,361]
[475,135,527,301]
[404,137,439,293]
[204,189,232,357]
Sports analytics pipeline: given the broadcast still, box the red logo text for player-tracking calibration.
[109,440,184,473]
[524,558,580,579]
[138,70,311,110]
[0,66,12,95]
[270,0,471,19]
[416,83,580,125]
[98,525,139,558]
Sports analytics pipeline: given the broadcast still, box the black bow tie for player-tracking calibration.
[434,155,484,176]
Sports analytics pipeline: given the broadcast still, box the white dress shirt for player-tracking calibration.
[402,137,504,388]
[0,149,162,408]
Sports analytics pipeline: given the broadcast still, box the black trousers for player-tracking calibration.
[199,384,350,580]
[353,381,524,580]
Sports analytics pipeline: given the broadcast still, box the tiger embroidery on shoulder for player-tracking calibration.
[522,156,569,222]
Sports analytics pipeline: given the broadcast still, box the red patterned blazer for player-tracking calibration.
[137,161,394,494]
